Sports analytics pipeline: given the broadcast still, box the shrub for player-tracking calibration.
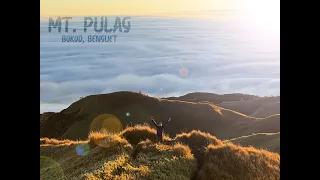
[175,130,223,148]
[120,125,170,146]
[131,140,193,159]
[197,143,280,180]
[88,131,131,153]
[175,130,223,161]
[171,143,193,158]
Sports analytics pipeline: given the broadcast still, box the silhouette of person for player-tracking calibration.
[150,116,171,143]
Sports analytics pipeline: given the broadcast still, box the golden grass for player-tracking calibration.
[175,130,223,149]
[197,143,280,180]
[40,140,132,179]
[40,137,85,146]
[172,143,194,158]
[131,139,193,160]
[120,125,171,146]
[40,125,280,180]
[85,152,196,180]
[88,131,129,148]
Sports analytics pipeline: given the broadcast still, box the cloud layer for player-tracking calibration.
[40,16,280,113]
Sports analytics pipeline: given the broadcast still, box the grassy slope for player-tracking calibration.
[40,125,280,180]
[217,96,280,118]
[40,127,197,180]
[197,143,279,180]
[40,112,55,135]
[236,114,280,136]
[166,92,280,118]
[224,132,280,154]
[165,92,259,104]
[41,91,279,141]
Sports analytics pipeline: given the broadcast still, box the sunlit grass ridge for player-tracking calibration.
[40,125,279,180]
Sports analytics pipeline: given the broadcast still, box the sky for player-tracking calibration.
[40,0,236,16]
[40,0,280,113]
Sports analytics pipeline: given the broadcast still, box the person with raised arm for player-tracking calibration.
[150,116,171,143]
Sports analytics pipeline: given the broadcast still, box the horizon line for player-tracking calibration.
[40,9,236,18]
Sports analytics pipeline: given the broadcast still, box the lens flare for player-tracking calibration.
[40,156,65,180]
[179,67,189,78]
[90,114,123,133]
[76,143,90,156]
[118,104,150,123]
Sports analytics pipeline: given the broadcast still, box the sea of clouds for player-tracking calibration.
[40,15,280,113]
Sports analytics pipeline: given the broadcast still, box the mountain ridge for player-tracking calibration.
[40,91,280,141]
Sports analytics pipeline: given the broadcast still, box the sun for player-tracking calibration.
[236,0,280,35]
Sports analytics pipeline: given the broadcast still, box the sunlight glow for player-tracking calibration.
[40,0,235,17]
[237,0,280,35]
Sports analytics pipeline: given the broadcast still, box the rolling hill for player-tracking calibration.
[40,112,55,136]
[40,91,280,141]
[218,96,280,118]
[224,132,280,153]
[165,92,280,118]
[165,92,259,104]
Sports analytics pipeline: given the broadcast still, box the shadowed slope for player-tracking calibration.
[165,92,258,104]
[41,91,279,141]
[218,96,280,118]
[40,112,55,136]
[236,114,280,136]
[224,132,280,153]
[166,92,279,118]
